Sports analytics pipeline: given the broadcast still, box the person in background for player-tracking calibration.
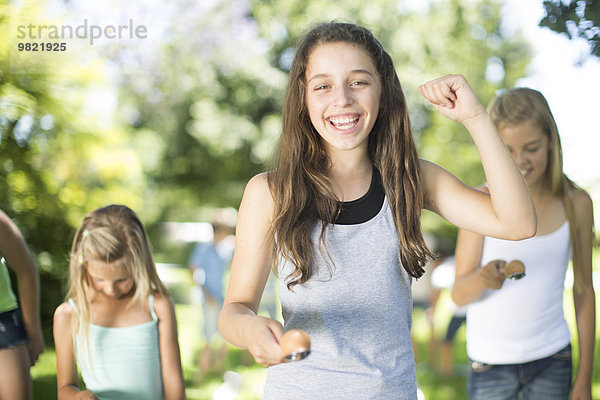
[453,88,595,400]
[188,212,235,377]
[0,210,44,400]
[429,255,467,378]
[410,235,444,368]
[54,204,185,400]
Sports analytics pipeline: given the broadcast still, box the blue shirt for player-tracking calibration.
[188,241,232,303]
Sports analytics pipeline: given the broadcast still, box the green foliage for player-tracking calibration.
[540,0,600,57]
[2,0,532,344]
[1,2,147,337]
[110,1,287,220]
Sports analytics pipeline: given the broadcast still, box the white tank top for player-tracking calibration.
[466,221,571,364]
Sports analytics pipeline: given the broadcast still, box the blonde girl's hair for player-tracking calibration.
[268,21,434,289]
[488,88,583,287]
[66,204,167,355]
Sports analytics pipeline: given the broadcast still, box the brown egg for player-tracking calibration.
[280,329,311,361]
[505,259,526,279]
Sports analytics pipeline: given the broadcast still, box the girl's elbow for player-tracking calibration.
[506,217,537,240]
[164,389,185,400]
[171,386,186,400]
[217,307,225,331]
[163,371,186,400]
[451,297,468,308]
[217,306,231,339]
[514,225,536,240]
[524,210,538,238]
[573,281,596,298]
[450,288,467,307]
[523,220,537,239]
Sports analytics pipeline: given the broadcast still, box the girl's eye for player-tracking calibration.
[314,84,329,91]
[526,147,539,153]
[350,80,367,87]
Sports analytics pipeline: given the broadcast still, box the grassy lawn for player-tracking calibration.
[31,266,600,399]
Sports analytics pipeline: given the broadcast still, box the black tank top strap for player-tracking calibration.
[335,168,385,225]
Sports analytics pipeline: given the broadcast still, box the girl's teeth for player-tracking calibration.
[330,116,358,129]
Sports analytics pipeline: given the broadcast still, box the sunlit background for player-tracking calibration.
[1,0,599,399]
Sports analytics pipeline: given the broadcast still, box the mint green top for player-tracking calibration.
[69,295,164,400]
[0,258,18,314]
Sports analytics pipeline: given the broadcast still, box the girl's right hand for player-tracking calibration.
[27,329,45,366]
[76,390,98,400]
[479,259,506,289]
[244,316,285,367]
[418,74,487,125]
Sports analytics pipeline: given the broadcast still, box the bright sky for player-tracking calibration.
[502,0,600,189]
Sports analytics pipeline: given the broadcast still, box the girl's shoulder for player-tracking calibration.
[151,292,176,318]
[418,158,437,173]
[0,211,19,247]
[572,186,592,205]
[0,209,13,231]
[247,172,272,192]
[243,172,275,207]
[572,187,593,220]
[54,300,75,315]
[53,301,75,328]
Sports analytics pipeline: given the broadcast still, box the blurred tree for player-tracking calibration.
[539,0,600,58]
[1,2,147,338]
[101,0,287,226]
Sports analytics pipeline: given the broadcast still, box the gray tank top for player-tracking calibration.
[263,199,417,399]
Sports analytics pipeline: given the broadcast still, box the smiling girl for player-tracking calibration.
[53,205,185,400]
[218,22,536,399]
[453,88,595,400]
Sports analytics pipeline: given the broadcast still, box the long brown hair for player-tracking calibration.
[268,21,433,289]
[488,88,582,286]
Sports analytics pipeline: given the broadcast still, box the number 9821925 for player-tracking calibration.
[17,42,67,51]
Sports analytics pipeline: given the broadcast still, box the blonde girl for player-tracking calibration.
[453,88,595,400]
[218,22,536,399]
[53,205,185,400]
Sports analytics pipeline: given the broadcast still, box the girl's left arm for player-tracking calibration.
[571,189,595,400]
[419,75,536,239]
[155,294,186,400]
[0,211,44,365]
